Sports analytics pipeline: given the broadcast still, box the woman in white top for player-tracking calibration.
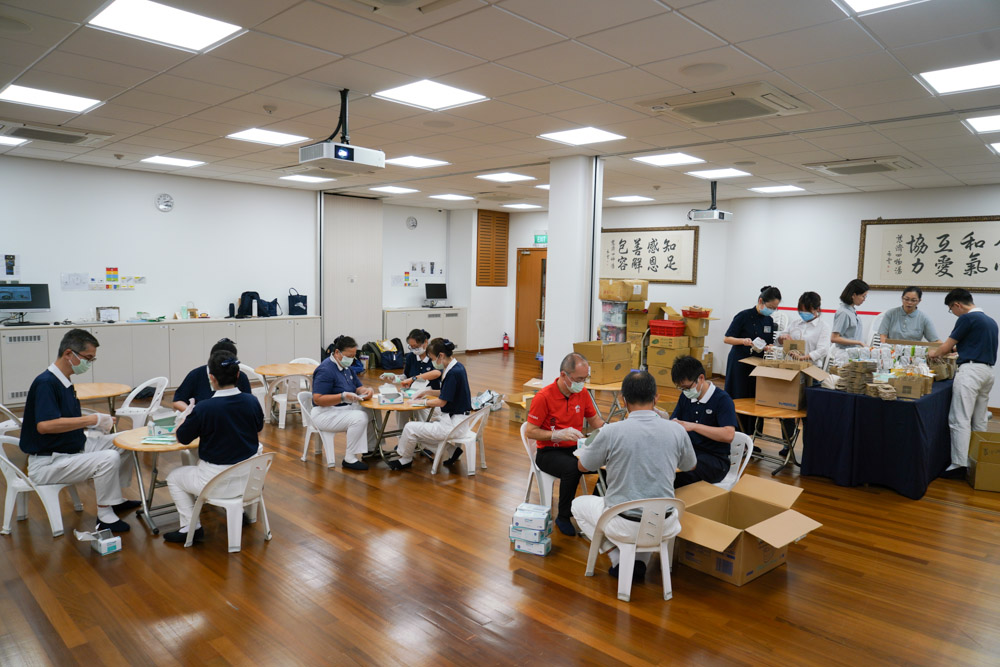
[831,279,869,348]
[782,291,832,365]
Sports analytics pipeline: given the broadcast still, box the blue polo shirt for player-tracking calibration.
[404,352,441,390]
[438,360,472,416]
[19,365,85,455]
[176,389,263,465]
[174,365,252,405]
[312,357,362,406]
[950,310,998,366]
[670,383,739,461]
[725,307,774,363]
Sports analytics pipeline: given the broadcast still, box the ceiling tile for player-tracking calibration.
[1,0,106,23]
[765,110,859,132]
[0,6,79,51]
[313,0,488,33]
[32,51,155,89]
[354,36,484,78]
[210,31,338,76]
[249,79,345,109]
[821,77,932,109]
[0,100,76,124]
[136,74,244,105]
[164,0,301,27]
[499,86,600,114]
[59,27,193,71]
[436,63,546,99]
[14,69,124,101]
[417,6,563,61]
[89,103,178,126]
[739,20,882,70]
[143,126,218,145]
[861,0,1000,49]
[562,68,678,102]
[498,41,627,83]
[886,27,1000,73]
[431,99,536,125]
[256,3,402,56]
[550,103,648,127]
[69,114,151,136]
[849,97,950,122]
[0,37,47,68]
[640,46,772,91]
[168,56,288,91]
[580,13,725,66]
[682,0,844,43]
[783,52,910,92]
[112,89,208,116]
[499,0,667,38]
[299,59,409,95]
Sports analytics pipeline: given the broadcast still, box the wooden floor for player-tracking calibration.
[3,350,1000,666]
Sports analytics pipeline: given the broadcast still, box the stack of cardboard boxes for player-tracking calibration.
[510,503,553,555]
[646,306,718,388]
[598,279,649,344]
[573,340,631,384]
[968,432,1000,491]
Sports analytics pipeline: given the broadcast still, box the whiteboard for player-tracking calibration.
[599,226,699,284]
[859,216,1000,293]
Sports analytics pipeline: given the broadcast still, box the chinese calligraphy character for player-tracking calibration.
[912,257,924,274]
[664,255,677,271]
[935,234,952,253]
[648,256,658,272]
[632,239,642,256]
[965,253,988,276]
[647,239,660,254]
[907,234,928,255]
[662,238,677,251]
[961,232,985,251]
[617,256,627,271]
[935,254,954,278]
[617,239,627,254]
[631,256,642,271]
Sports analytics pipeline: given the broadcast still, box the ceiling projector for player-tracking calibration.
[298,141,385,174]
[688,209,732,221]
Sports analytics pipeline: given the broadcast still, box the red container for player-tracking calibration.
[649,319,686,336]
[682,309,711,319]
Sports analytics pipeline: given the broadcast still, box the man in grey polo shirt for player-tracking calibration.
[878,286,940,343]
[572,370,696,582]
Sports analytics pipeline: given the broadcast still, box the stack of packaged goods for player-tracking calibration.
[573,340,631,384]
[646,314,688,388]
[865,383,897,401]
[510,503,553,555]
[598,279,649,344]
[842,360,877,394]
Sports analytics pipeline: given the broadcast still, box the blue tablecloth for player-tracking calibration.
[801,380,952,499]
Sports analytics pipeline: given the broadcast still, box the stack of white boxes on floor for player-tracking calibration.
[510,503,552,555]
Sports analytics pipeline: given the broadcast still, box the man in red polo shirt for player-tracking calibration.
[525,352,605,536]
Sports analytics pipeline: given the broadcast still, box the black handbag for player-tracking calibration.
[288,288,307,315]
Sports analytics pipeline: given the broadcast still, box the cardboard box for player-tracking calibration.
[646,346,690,369]
[573,340,630,364]
[665,306,684,321]
[888,374,932,400]
[599,279,648,302]
[675,476,822,586]
[685,318,714,337]
[703,352,714,377]
[969,431,1000,462]
[740,358,829,410]
[649,335,689,349]
[514,537,552,556]
[626,301,667,333]
[648,364,676,387]
[782,339,806,354]
[689,336,705,348]
[599,323,627,343]
[590,359,630,384]
[523,378,546,391]
[512,507,551,531]
[689,346,705,360]
[509,524,553,542]
[505,393,535,423]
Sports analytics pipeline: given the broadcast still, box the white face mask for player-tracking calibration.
[411,347,425,356]
[338,355,355,369]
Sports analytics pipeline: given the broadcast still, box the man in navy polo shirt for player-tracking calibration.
[171,338,253,411]
[19,329,137,533]
[669,355,739,487]
[311,335,376,470]
[928,289,999,478]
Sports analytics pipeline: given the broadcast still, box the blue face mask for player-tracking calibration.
[799,311,816,322]
[760,306,776,317]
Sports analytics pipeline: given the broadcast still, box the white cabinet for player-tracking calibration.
[383,308,467,351]
[47,327,95,384]
[133,324,169,386]
[92,326,133,386]
[384,311,410,341]
[169,324,204,386]
[440,310,464,348]
[235,320,268,368]
[201,321,237,361]
[265,318,296,363]
[294,318,321,360]
[1,330,48,404]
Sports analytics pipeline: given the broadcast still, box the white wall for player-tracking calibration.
[0,157,316,322]
[381,205,448,308]
[323,194,382,346]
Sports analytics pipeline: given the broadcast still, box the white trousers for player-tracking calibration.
[396,406,437,429]
[950,362,996,467]
[310,405,377,462]
[167,460,249,531]
[396,412,467,463]
[572,495,680,562]
[27,431,133,507]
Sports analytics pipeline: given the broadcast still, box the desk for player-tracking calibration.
[585,382,627,423]
[114,427,198,534]
[359,398,431,462]
[75,382,131,416]
[255,363,317,425]
[732,399,806,476]
[801,380,951,499]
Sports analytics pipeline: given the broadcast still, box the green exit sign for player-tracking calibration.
[534,234,548,244]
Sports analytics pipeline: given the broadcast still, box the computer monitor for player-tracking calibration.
[0,284,51,313]
[425,283,447,300]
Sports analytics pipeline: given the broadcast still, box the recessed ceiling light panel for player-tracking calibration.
[843,0,923,13]
[0,136,29,146]
[0,84,102,113]
[632,152,704,167]
[227,128,309,146]
[370,186,419,194]
[476,172,535,183]
[140,155,204,167]
[374,79,486,111]
[281,174,335,183]
[385,155,450,168]
[686,168,751,179]
[430,194,474,201]
[89,0,242,52]
[608,195,654,202]
[919,58,1000,95]
[503,203,542,209]
[749,185,804,194]
[539,127,625,146]
[964,114,1000,134]
[535,184,550,190]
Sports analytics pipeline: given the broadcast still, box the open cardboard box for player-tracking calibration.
[505,393,535,423]
[574,340,632,384]
[968,431,1000,491]
[599,279,648,302]
[684,317,718,338]
[626,301,666,333]
[740,358,829,410]
[675,476,822,586]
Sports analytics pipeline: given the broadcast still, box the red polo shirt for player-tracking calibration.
[527,380,596,449]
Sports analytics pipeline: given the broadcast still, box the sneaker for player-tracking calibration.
[163,527,204,543]
[96,518,130,533]
[112,499,142,513]
[341,459,369,471]
[555,516,577,536]
[386,459,412,471]
[443,447,463,466]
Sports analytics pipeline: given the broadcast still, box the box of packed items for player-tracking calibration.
[649,335,689,349]
[626,302,667,334]
[600,300,628,326]
[740,358,829,410]
[968,432,1000,492]
[573,341,631,384]
[505,393,535,423]
[782,339,806,355]
[647,365,677,388]
[599,323,627,343]
[675,475,822,586]
[702,352,714,377]
[511,502,554,556]
[646,346,690,370]
[599,279,648,302]
[682,306,718,337]
[888,374,933,400]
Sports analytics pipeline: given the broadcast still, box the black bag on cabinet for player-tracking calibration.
[288,288,307,315]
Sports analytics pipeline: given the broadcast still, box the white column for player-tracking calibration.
[542,155,603,382]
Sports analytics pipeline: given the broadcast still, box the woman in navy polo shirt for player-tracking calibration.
[171,338,253,412]
[393,328,442,429]
[723,285,780,430]
[387,338,471,470]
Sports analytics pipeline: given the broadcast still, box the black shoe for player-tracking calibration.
[386,459,412,471]
[778,446,790,458]
[341,459,370,471]
[443,447,463,466]
[555,517,576,536]
[939,466,967,480]
[420,448,436,460]
[96,518,130,533]
[112,499,142,513]
[752,445,763,455]
[243,512,252,526]
[163,527,204,543]
[609,560,647,581]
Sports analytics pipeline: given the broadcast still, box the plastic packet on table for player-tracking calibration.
[378,384,403,405]
[410,379,429,393]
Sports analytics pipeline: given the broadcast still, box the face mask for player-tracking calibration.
[432,360,446,371]
[338,355,355,370]
[799,311,816,322]
[70,351,93,375]
[682,385,700,400]
[569,381,585,394]
[411,347,425,356]
[760,306,776,317]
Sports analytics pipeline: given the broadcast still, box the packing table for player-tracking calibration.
[800,380,952,499]
[585,381,628,423]
[113,427,199,534]
[358,397,432,462]
[732,398,806,476]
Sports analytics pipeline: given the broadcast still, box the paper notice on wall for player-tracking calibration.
[60,273,90,291]
[391,275,404,287]
[4,254,20,278]
[106,267,119,283]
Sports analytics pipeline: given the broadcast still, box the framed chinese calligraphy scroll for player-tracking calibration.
[859,216,1000,293]
[599,226,699,284]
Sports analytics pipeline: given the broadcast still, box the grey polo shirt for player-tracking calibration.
[577,410,696,514]
[878,306,939,342]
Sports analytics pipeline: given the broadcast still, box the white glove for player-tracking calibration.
[414,389,431,399]
[380,372,403,383]
[342,392,361,404]
[175,398,195,428]
[550,427,585,442]
[93,413,114,434]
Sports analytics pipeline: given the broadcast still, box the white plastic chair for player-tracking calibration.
[1,436,83,537]
[298,391,336,468]
[714,432,753,491]
[239,364,268,417]
[430,408,491,476]
[270,374,311,429]
[771,311,789,337]
[290,357,320,365]
[113,376,168,429]
[867,312,886,347]
[185,452,275,552]
[584,497,686,602]
[519,422,587,509]
[0,403,20,436]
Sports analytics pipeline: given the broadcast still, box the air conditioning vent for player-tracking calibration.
[803,156,919,177]
[636,82,812,126]
[347,0,460,17]
[0,119,111,146]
